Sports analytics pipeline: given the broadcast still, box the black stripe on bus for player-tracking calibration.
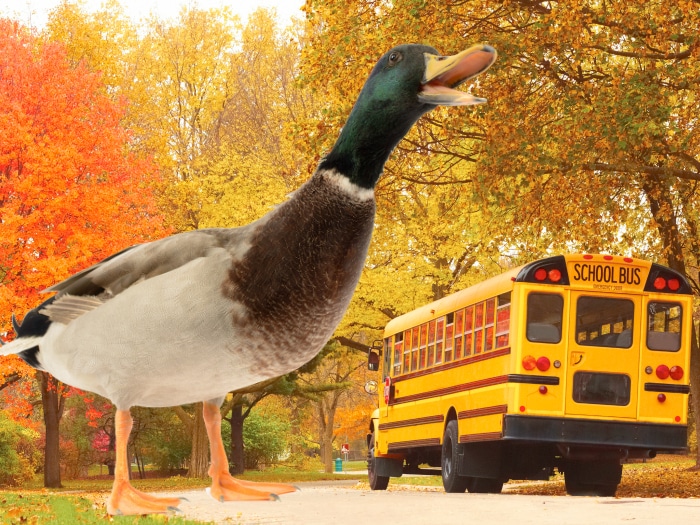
[644,382,690,394]
[508,374,560,386]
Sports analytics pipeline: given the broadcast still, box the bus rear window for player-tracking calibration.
[576,296,633,348]
[526,293,563,343]
[573,372,631,406]
[647,302,682,352]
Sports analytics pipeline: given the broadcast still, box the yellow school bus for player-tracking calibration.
[366,254,691,496]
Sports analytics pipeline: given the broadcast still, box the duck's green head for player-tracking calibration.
[320,43,497,189]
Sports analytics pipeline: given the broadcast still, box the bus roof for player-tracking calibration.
[383,254,692,337]
[384,264,523,337]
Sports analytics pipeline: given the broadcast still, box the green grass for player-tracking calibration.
[1,466,369,525]
[0,492,209,525]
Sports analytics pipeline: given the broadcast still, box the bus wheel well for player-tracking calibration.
[445,408,458,430]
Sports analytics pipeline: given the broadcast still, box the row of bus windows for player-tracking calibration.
[526,293,682,352]
[391,293,511,376]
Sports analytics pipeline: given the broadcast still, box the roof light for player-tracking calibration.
[548,269,562,282]
[653,277,667,290]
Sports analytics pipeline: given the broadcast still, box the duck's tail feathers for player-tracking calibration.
[0,336,43,356]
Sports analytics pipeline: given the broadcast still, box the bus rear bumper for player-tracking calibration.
[502,414,688,455]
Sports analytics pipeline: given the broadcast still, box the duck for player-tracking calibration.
[1,42,496,515]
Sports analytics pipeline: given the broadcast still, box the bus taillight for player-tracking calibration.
[656,364,670,379]
[523,355,551,372]
[522,355,536,370]
[655,364,684,380]
[536,356,551,372]
[670,365,684,380]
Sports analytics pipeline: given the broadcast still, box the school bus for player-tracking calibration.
[366,254,692,496]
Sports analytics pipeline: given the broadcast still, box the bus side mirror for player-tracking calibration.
[368,350,380,371]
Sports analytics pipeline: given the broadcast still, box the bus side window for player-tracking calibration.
[444,312,454,362]
[526,293,563,343]
[496,292,511,348]
[647,302,682,352]
[403,329,412,373]
[435,317,444,364]
[393,333,403,376]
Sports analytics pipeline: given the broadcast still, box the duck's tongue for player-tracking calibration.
[418,44,497,106]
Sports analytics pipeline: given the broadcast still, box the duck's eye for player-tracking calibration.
[388,51,402,65]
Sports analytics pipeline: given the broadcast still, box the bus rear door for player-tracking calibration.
[565,291,641,419]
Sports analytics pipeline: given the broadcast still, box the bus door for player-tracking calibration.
[565,292,641,419]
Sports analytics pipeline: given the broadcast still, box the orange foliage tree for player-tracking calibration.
[0,19,168,487]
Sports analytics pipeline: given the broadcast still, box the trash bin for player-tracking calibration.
[334,457,343,472]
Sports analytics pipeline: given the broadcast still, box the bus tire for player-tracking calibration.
[367,432,390,491]
[564,460,621,497]
[441,420,469,493]
[467,477,504,494]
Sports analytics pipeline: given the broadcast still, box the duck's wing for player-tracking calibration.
[44,227,246,302]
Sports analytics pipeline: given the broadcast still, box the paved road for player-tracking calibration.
[160,480,700,524]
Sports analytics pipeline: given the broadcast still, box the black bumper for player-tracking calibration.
[502,414,687,453]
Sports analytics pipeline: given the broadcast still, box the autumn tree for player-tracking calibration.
[0,19,167,487]
[45,0,138,92]
[302,0,700,459]
[294,343,371,472]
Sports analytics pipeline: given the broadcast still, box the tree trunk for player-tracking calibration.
[188,403,210,478]
[642,175,698,463]
[317,400,338,473]
[39,371,63,488]
[229,403,245,475]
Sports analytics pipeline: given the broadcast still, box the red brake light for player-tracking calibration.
[670,365,684,380]
[656,364,670,380]
[668,278,681,291]
[522,355,536,370]
[653,277,667,290]
[534,268,547,281]
[536,356,551,372]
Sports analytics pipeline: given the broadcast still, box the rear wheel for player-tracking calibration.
[367,432,389,490]
[467,477,504,494]
[564,460,621,497]
[441,420,469,493]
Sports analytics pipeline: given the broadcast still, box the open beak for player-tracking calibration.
[419,44,497,106]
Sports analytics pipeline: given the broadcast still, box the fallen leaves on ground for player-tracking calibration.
[510,460,700,498]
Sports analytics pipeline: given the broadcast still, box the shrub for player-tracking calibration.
[243,409,290,470]
[0,411,41,486]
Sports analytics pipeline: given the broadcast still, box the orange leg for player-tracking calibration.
[106,409,182,515]
[203,401,297,501]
